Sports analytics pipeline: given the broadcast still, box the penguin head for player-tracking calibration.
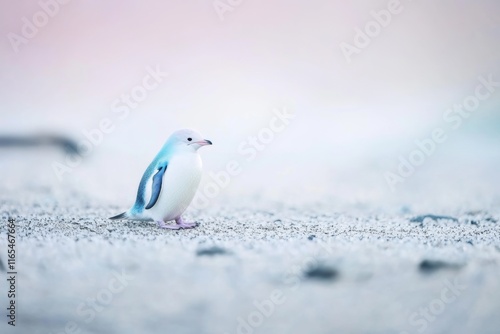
[168,129,212,152]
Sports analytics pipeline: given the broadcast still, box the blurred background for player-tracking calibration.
[0,0,499,212]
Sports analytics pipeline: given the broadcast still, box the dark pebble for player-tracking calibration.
[305,266,339,281]
[419,260,462,274]
[410,215,458,223]
[196,246,230,257]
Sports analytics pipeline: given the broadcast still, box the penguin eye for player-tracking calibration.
[187,138,192,141]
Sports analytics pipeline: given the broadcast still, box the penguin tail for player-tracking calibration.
[109,212,128,220]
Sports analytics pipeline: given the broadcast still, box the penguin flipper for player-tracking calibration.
[145,163,167,210]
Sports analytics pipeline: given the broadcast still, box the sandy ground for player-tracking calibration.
[0,148,499,334]
[0,182,499,334]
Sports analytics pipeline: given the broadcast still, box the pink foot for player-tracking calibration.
[175,216,199,229]
[156,221,181,229]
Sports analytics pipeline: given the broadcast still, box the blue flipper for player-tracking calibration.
[145,163,167,210]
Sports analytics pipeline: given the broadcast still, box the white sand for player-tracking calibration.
[0,178,499,334]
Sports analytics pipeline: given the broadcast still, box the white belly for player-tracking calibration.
[145,152,202,222]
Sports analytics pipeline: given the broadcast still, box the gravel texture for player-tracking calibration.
[1,184,500,334]
[0,147,499,334]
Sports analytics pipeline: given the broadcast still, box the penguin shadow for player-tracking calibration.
[122,220,201,231]
[123,221,153,229]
